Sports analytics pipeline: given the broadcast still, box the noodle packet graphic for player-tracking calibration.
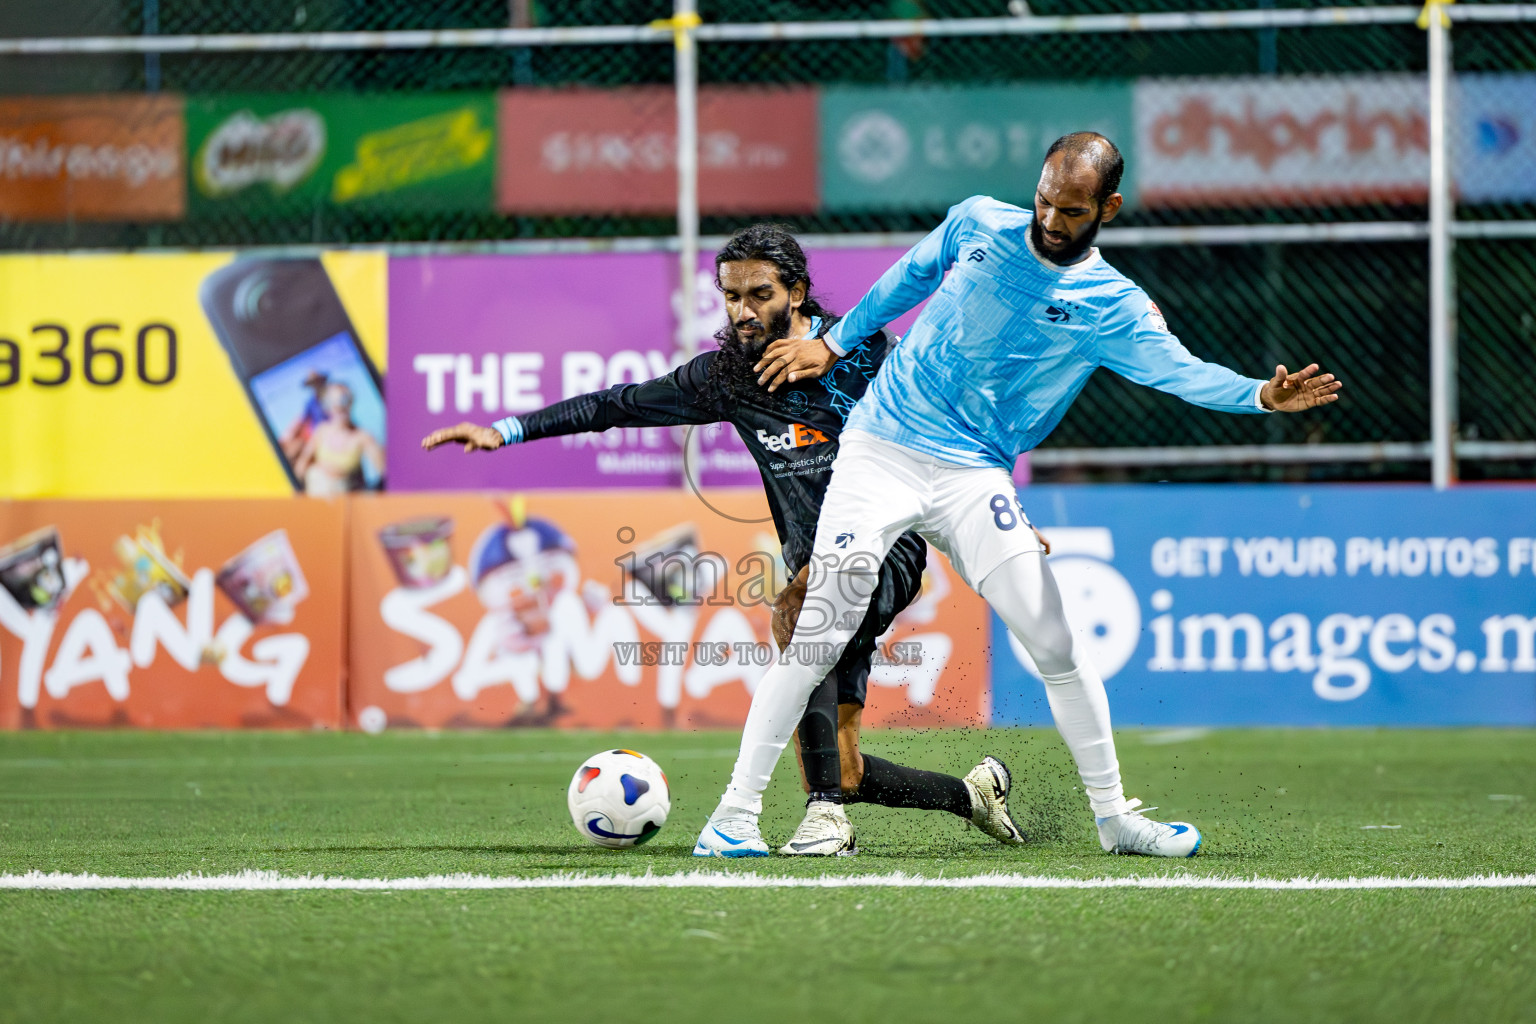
[101,523,191,613]
[623,523,719,606]
[377,517,454,589]
[0,527,68,611]
[216,529,309,625]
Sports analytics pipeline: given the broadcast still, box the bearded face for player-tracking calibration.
[1029,207,1104,266]
[1031,148,1123,267]
[704,259,807,405]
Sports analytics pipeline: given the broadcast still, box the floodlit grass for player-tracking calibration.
[1,728,1533,1022]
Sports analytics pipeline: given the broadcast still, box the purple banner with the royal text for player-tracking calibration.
[387,248,939,491]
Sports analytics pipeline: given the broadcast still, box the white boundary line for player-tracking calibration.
[3,870,1534,891]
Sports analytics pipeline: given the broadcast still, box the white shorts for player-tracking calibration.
[811,430,1042,591]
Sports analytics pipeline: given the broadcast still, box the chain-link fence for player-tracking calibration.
[1,1,1533,483]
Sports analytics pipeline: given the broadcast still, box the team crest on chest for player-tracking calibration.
[1044,300,1083,324]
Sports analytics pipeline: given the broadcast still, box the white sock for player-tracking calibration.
[717,657,827,817]
[1040,664,1129,819]
[715,554,880,819]
[980,553,1129,820]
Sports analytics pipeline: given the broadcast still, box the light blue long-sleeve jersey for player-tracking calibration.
[826,195,1269,470]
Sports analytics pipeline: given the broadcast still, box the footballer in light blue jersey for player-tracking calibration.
[823,194,1269,470]
[695,134,1343,862]
[754,134,1340,467]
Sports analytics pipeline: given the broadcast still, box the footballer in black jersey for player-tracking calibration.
[424,225,1026,854]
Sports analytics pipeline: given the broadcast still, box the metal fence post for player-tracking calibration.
[1425,0,1457,489]
[671,0,701,488]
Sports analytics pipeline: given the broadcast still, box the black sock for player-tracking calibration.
[849,754,973,820]
[796,674,842,802]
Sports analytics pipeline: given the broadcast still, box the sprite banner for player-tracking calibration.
[186,93,495,214]
[820,83,1135,211]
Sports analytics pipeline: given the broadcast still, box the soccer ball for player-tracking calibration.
[567,749,671,848]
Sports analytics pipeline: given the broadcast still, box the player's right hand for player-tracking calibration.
[755,335,838,391]
[421,423,505,452]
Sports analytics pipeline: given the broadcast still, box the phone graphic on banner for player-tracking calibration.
[202,259,386,494]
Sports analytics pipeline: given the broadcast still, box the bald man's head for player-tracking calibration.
[1031,131,1125,265]
[1043,131,1124,205]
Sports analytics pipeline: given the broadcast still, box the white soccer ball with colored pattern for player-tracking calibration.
[567,749,671,849]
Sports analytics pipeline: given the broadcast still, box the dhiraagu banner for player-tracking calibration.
[820,82,1135,211]
[0,251,386,497]
[186,93,495,213]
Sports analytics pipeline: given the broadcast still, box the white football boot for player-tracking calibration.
[692,806,770,858]
[779,800,857,856]
[963,756,1026,846]
[1096,798,1202,857]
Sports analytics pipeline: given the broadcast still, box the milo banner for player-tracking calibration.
[386,248,935,492]
[187,93,495,213]
[346,491,989,731]
[0,499,345,729]
[992,485,1536,727]
[0,252,386,498]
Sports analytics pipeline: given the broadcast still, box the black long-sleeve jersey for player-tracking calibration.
[515,332,927,588]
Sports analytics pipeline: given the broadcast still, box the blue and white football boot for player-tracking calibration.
[692,805,770,858]
[1096,798,1202,858]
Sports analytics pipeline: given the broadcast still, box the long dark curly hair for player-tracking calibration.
[700,224,840,409]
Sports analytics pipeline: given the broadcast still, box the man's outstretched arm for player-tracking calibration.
[753,196,983,391]
[422,356,720,452]
[1096,293,1342,415]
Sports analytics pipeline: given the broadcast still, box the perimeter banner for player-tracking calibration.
[0,251,386,498]
[496,86,817,215]
[386,247,933,492]
[1134,74,1429,207]
[991,485,1536,727]
[187,93,496,214]
[0,94,185,222]
[0,499,345,729]
[1454,73,1536,203]
[346,491,989,731]
[820,83,1134,211]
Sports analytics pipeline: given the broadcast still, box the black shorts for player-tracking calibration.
[827,532,926,707]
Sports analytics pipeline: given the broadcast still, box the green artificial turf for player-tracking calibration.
[1,728,1533,1023]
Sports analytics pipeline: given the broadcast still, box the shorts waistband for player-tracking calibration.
[841,429,989,472]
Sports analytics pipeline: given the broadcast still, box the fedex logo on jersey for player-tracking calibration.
[756,423,830,452]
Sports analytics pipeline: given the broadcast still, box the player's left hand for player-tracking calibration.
[1260,363,1343,412]
[755,335,838,392]
[771,565,810,650]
